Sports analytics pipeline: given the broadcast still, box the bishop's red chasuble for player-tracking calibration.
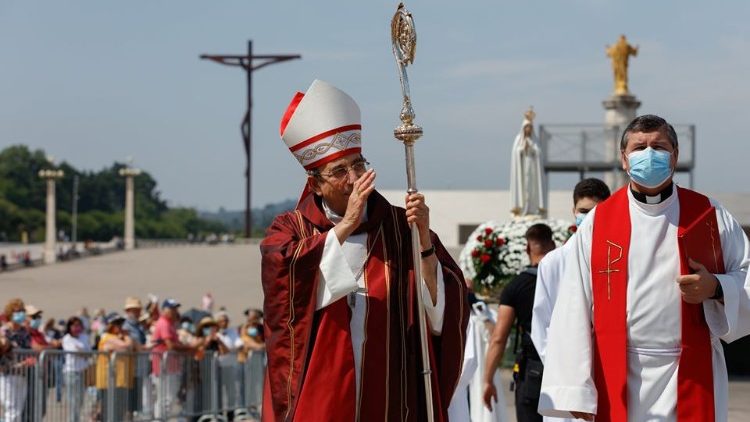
[591,186,717,422]
[260,191,468,421]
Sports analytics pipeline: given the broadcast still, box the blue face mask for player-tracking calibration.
[30,318,42,330]
[627,147,672,189]
[247,327,259,337]
[574,213,587,227]
[202,327,213,337]
[11,311,26,324]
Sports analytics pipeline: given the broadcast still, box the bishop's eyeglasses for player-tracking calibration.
[310,158,370,181]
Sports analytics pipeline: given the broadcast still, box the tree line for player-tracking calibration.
[0,145,227,242]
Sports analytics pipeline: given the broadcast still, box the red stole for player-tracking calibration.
[591,186,716,422]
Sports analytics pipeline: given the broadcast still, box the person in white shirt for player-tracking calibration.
[61,316,91,422]
[215,311,243,353]
[215,311,244,413]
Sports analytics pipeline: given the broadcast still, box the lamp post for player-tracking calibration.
[71,175,79,250]
[119,165,141,250]
[200,41,301,238]
[38,168,64,264]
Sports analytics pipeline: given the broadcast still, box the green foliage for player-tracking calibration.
[0,145,227,241]
[0,146,48,211]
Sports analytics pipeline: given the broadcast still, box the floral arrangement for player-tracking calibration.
[459,218,575,294]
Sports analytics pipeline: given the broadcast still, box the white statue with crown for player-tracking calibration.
[510,107,546,218]
[459,107,571,297]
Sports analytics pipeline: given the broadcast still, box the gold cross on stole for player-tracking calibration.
[598,240,624,300]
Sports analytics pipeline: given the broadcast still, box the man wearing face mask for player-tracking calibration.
[25,305,60,350]
[23,306,58,422]
[240,309,265,352]
[530,178,610,369]
[538,115,750,422]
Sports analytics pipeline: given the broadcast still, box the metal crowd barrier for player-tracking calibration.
[0,348,266,422]
[0,349,38,422]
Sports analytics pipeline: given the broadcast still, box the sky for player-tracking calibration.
[1,1,749,211]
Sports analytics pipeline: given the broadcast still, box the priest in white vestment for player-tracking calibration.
[538,115,750,422]
[510,108,545,217]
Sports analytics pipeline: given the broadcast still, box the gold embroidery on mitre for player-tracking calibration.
[294,132,362,164]
[597,240,624,300]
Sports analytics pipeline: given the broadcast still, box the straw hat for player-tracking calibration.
[124,297,142,311]
[197,316,218,333]
[24,305,42,317]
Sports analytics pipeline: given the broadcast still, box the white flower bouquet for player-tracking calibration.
[459,218,575,295]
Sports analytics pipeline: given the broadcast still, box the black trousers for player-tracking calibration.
[514,357,544,422]
[514,381,542,422]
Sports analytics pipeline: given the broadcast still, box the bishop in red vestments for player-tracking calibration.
[261,80,469,421]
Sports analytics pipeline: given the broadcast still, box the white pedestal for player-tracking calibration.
[602,94,641,190]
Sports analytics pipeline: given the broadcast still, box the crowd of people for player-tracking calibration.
[0,293,265,422]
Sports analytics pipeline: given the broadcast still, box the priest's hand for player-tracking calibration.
[482,381,498,411]
[570,411,595,421]
[677,258,719,304]
[406,193,439,304]
[405,193,431,248]
[334,169,376,243]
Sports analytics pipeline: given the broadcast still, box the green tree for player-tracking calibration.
[0,145,227,241]
[0,145,49,210]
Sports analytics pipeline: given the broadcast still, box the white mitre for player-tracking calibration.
[280,79,362,170]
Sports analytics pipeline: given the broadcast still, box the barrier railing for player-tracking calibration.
[0,348,265,422]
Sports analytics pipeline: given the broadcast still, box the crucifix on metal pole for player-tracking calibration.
[200,41,301,238]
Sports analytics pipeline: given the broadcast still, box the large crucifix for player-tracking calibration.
[200,41,301,238]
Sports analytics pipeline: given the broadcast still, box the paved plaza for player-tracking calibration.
[0,243,263,323]
[2,244,748,420]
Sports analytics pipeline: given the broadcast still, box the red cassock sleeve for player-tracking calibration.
[260,211,326,422]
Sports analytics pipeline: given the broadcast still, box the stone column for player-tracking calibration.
[602,94,640,190]
[38,169,64,264]
[119,166,141,250]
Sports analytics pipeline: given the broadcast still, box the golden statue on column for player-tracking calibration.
[606,35,638,96]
